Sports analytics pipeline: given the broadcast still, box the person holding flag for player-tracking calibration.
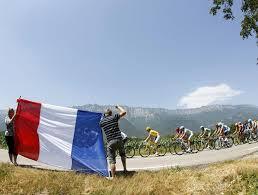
[100,105,127,177]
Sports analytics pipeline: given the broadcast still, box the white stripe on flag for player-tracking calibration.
[37,103,77,169]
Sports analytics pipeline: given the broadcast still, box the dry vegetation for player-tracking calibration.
[0,156,257,195]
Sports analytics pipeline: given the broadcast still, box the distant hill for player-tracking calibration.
[0,110,6,132]
[1,105,258,137]
[74,104,258,137]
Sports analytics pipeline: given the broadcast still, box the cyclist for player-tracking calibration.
[242,120,252,140]
[217,122,230,142]
[179,126,194,152]
[199,126,211,138]
[247,119,257,136]
[174,127,182,139]
[144,127,161,155]
[212,123,221,137]
[234,122,244,141]
[199,126,211,148]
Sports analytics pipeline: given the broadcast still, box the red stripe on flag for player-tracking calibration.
[15,99,41,161]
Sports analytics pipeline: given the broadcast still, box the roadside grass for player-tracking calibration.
[0,157,257,195]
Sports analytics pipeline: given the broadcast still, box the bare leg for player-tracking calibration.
[188,140,191,149]
[110,163,116,177]
[121,156,127,173]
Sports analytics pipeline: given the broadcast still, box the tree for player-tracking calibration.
[210,0,258,43]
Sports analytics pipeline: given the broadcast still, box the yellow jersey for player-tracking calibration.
[149,130,159,137]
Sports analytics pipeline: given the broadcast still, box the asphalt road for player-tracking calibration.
[116,142,258,171]
[0,142,257,172]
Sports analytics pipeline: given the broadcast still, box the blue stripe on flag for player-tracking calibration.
[71,110,108,177]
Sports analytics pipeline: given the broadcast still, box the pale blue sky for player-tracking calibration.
[0,0,257,109]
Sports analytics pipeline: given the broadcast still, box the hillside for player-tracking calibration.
[1,105,258,137]
[75,104,258,137]
[0,110,6,132]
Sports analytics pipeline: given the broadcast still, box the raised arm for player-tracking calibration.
[144,134,151,142]
[115,105,127,118]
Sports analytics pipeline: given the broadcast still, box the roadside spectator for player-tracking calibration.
[100,105,127,177]
[5,108,18,165]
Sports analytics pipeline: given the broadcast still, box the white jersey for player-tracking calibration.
[248,121,257,130]
[184,128,193,135]
[222,125,230,133]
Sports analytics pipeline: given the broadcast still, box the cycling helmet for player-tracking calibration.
[146,127,151,131]
[248,119,252,123]
[200,126,204,130]
[179,126,185,130]
[235,123,238,126]
[238,122,242,125]
[217,122,223,127]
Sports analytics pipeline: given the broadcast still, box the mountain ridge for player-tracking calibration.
[1,104,258,137]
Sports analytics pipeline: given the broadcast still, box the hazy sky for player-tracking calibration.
[0,0,257,109]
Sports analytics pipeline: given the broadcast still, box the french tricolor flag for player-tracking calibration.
[14,99,108,177]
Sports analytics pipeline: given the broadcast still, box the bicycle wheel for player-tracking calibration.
[197,140,204,151]
[190,141,198,153]
[208,139,215,150]
[174,142,185,155]
[125,145,135,158]
[214,138,222,150]
[157,144,167,156]
[169,142,176,155]
[233,136,240,146]
[139,144,150,157]
[248,133,253,144]
[227,137,234,148]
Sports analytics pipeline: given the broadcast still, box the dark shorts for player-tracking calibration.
[5,136,15,155]
[224,131,230,136]
[107,139,125,164]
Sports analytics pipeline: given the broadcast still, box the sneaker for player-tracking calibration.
[154,152,159,156]
[186,148,191,152]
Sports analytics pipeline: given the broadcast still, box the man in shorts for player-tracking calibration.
[100,105,127,177]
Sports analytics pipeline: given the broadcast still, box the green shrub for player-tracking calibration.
[0,132,7,149]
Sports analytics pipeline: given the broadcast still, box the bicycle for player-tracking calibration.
[214,135,233,150]
[168,138,179,155]
[196,137,214,151]
[174,138,198,155]
[105,141,136,159]
[138,141,167,157]
[124,144,136,158]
